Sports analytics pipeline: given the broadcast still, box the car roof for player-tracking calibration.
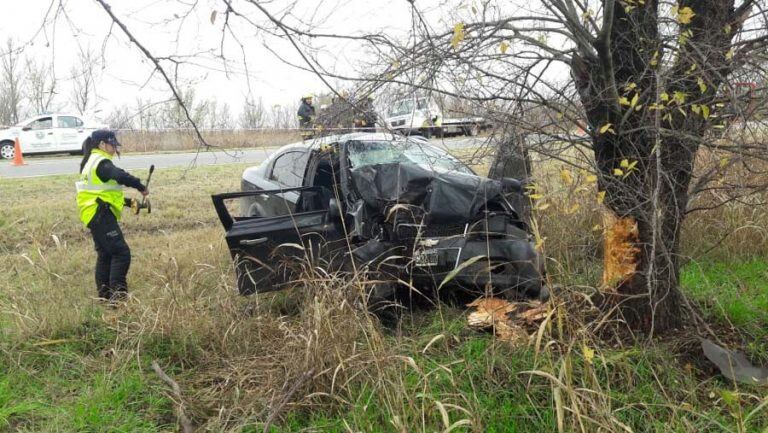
[28,113,83,118]
[272,132,422,153]
[18,113,85,124]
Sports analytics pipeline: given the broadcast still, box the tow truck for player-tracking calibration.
[384,96,491,138]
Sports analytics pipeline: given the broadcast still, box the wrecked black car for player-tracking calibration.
[212,133,545,303]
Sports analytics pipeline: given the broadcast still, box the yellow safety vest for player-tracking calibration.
[75,149,125,226]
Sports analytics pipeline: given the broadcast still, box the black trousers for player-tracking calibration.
[88,201,131,299]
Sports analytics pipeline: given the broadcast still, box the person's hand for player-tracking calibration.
[141,188,150,197]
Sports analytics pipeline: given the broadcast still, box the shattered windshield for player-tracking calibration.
[346,140,474,175]
[388,100,414,117]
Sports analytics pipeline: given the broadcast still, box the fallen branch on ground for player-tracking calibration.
[151,360,195,433]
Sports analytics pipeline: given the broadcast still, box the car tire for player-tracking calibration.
[0,141,15,160]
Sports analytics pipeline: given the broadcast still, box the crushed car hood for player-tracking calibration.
[350,162,509,223]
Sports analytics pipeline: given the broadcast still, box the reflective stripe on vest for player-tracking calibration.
[75,182,123,191]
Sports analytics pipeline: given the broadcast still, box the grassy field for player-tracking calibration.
[114,129,301,153]
[1,162,767,432]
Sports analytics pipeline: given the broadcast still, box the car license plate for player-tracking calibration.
[414,249,439,267]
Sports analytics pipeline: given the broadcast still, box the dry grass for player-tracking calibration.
[116,129,301,153]
[1,155,767,432]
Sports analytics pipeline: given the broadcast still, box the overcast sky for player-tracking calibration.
[2,0,459,120]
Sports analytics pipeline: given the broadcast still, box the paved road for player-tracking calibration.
[0,136,484,179]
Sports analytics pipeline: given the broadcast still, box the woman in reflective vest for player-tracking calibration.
[76,130,148,303]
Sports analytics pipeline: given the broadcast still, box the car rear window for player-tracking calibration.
[269,151,309,187]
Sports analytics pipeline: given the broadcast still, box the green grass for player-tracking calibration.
[1,163,767,432]
[0,323,174,432]
[682,258,768,337]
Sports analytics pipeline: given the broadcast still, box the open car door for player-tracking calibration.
[212,187,340,295]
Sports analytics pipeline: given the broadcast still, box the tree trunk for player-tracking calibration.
[570,0,743,333]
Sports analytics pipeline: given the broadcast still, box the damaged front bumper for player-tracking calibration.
[352,214,545,299]
[408,233,544,298]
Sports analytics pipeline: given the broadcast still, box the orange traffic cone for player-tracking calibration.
[11,137,26,166]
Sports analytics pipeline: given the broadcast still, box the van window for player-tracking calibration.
[269,151,309,187]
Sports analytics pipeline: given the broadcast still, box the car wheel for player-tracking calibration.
[0,141,15,160]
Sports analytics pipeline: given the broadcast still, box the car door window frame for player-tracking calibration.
[268,150,309,188]
[213,187,328,230]
[27,117,53,130]
[57,116,84,129]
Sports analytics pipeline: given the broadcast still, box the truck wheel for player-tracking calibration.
[465,124,479,137]
[0,141,15,160]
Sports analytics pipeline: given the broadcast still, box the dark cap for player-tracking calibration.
[91,129,121,147]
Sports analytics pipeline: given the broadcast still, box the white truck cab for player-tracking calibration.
[0,113,103,160]
[385,97,443,138]
[384,96,489,138]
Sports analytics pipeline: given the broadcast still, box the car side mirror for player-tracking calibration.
[21,126,31,131]
[329,198,342,221]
